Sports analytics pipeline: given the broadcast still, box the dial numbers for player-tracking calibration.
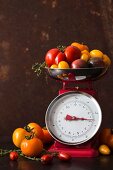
[46,91,102,145]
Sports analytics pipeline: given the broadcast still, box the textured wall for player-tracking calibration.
[0,0,113,139]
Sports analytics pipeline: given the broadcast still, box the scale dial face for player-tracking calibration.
[45,91,102,145]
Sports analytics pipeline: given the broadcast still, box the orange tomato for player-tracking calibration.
[27,122,44,140]
[21,137,43,157]
[71,42,89,51]
[103,54,111,66]
[58,61,69,69]
[42,127,54,144]
[12,128,30,148]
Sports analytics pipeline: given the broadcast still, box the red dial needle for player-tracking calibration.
[65,114,94,121]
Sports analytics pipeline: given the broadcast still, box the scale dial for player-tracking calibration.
[45,91,102,145]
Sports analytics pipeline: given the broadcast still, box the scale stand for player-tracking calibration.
[48,74,99,157]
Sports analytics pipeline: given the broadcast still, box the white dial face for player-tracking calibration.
[45,91,102,145]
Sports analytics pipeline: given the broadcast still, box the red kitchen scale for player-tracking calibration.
[45,67,107,157]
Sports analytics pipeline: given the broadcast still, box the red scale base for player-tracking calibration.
[48,79,99,157]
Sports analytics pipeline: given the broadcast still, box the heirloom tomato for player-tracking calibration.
[55,52,66,65]
[20,137,43,157]
[45,48,60,67]
[64,46,81,63]
[27,122,44,140]
[58,61,69,69]
[71,42,89,51]
[12,128,30,148]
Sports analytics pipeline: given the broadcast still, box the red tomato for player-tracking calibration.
[45,48,60,67]
[41,154,53,164]
[64,46,81,63]
[55,52,66,65]
[10,151,18,161]
[58,152,71,161]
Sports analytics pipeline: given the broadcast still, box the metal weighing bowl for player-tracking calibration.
[45,67,108,81]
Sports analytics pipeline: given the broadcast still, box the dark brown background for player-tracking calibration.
[0,0,113,139]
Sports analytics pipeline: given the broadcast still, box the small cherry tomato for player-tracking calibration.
[64,46,81,63]
[10,151,18,161]
[55,52,66,65]
[45,48,60,67]
[21,137,43,157]
[58,152,71,161]
[41,154,53,164]
[99,145,111,155]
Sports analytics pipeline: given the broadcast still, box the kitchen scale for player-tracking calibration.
[45,67,107,157]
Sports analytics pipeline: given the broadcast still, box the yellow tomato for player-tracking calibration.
[90,49,103,59]
[58,61,69,69]
[12,128,30,148]
[71,42,89,51]
[81,50,90,57]
[81,53,90,62]
[103,54,111,66]
[27,122,44,140]
[99,144,111,155]
[50,64,58,68]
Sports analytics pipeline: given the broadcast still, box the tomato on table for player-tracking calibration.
[27,122,44,140]
[12,128,30,148]
[20,137,43,157]
[42,127,54,144]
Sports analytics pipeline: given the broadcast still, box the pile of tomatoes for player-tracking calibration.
[45,42,111,69]
[11,122,71,164]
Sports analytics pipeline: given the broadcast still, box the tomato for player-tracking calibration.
[90,49,103,59]
[27,122,44,140]
[81,53,90,62]
[41,154,53,164]
[55,52,66,65]
[50,64,58,68]
[103,54,111,67]
[99,145,111,155]
[71,42,89,51]
[10,151,18,161]
[42,127,54,144]
[21,137,43,157]
[58,152,71,161]
[12,128,30,148]
[45,48,60,67]
[58,61,69,69]
[64,46,81,63]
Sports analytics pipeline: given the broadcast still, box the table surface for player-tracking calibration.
[0,138,113,170]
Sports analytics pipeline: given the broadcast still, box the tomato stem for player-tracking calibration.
[32,61,46,77]
[57,45,66,52]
